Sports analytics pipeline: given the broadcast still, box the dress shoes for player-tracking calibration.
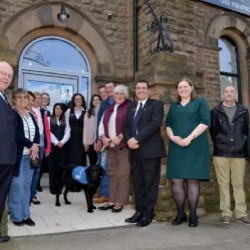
[30,197,41,205]
[23,218,35,226]
[0,235,10,243]
[13,221,25,226]
[98,204,115,210]
[189,216,198,227]
[112,205,123,213]
[136,216,153,227]
[172,213,187,225]
[36,185,43,192]
[125,212,143,223]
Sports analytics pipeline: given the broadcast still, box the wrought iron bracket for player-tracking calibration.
[143,0,173,53]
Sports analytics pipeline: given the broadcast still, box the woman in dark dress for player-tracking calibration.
[166,78,210,227]
[65,93,86,192]
[48,103,70,206]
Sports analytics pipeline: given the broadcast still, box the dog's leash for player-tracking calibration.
[95,146,106,166]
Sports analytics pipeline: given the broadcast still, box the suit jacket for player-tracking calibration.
[0,96,17,165]
[123,98,166,159]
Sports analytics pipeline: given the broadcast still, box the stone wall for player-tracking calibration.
[136,0,250,220]
[0,0,132,80]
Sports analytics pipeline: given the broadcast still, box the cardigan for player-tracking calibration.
[14,110,40,177]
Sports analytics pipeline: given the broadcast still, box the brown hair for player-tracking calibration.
[12,88,28,100]
[176,78,194,103]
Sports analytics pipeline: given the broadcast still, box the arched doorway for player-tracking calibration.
[18,36,91,111]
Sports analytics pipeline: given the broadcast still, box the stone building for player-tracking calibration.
[0,0,250,220]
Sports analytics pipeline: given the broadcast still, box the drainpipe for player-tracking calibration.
[133,0,139,79]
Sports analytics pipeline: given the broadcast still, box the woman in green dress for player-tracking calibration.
[166,78,210,227]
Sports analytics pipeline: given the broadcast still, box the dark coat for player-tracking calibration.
[210,102,249,158]
[123,98,166,159]
[14,110,40,176]
[96,98,113,139]
[0,97,17,165]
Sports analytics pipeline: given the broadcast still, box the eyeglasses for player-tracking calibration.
[0,71,13,80]
[15,95,28,100]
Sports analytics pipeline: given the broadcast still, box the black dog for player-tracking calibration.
[56,165,104,213]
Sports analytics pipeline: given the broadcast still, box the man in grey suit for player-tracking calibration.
[0,61,17,243]
[123,80,166,227]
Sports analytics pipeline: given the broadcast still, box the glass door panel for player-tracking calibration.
[23,72,78,112]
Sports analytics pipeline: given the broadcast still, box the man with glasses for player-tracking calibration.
[0,61,17,242]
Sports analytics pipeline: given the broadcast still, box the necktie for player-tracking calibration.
[0,92,8,104]
[131,102,143,137]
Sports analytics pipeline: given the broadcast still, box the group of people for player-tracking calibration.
[0,60,250,244]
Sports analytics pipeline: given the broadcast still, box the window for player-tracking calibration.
[218,37,241,102]
[19,37,91,110]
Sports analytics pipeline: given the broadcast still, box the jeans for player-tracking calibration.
[30,147,44,198]
[100,150,109,198]
[8,154,34,222]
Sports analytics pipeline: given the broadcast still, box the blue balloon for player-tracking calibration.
[72,166,88,184]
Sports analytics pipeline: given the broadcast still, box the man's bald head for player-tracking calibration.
[0,61,14,92]
[222,85,237,104]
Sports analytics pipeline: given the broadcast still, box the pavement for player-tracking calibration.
[1,176,250,250]
[2,212,250,250]
[8,186,135,237]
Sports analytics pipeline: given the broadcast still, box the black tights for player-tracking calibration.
[171,179,200,218]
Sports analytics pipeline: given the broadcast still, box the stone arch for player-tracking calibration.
[206,13,250,49]
[3,1,116,81]
[205,13,250,107]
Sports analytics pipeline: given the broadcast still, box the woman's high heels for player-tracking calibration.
[172,213,187,225]
[189,215,198,227]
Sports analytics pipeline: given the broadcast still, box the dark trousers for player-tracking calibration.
[86,144,98,165]
[47,146,66,195]
[130,151,161,217]
[0,165,14,222]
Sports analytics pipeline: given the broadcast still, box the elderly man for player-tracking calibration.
[210,85,250,225]
[0,61,17,242]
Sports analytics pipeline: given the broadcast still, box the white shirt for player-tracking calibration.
[65,108,85,129]
[50,118,71,145]
[99,103,119,140]
[134,99,147,117]
[21,114,36,154]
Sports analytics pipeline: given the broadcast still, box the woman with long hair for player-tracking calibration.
[83,94,101,165]
[166,78,210,227]
[47,103,70,206]
[65,93,86,192]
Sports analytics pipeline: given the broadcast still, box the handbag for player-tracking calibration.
[30,156,41,169]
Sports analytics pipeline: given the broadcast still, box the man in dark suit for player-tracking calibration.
[0,61,17,242]
[123,80,166,227]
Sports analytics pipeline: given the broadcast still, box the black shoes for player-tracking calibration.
[37,185,43,192]
[112,205,123,213]
[137,215,153,227]
[172,213,187,225]
[30,197,41,205]
[23,218,35,226]
[189,216,198,227]
[13,221,25,226]
[0,235,10,243]
[125,212,143,223]
[98,205,115,210]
